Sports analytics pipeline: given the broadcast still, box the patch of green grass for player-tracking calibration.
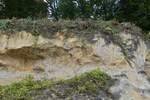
[0,76,54,100]
[61,69,111,94]
[0,69,111,100]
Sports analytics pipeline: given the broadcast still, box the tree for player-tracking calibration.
[75,0,92,18]
[2,0,47,18]
[0,0,5,18]
[116,0,150,31]
[74,0,118,20]
[44,0,59,20]
[86,0,118,20]
[57,0,79,19]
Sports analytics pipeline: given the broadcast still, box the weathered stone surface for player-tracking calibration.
[0,22,150,99]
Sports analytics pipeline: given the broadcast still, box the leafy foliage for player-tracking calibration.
[116,0,150,31]
[46,0,150,31]
[57,0,79,19]
[0,0,5,18]
[46,0,118,20]
[1,0,47,18]
[1,0,149,31]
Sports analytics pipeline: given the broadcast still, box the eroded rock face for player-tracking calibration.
[0,24,150,99]
[0,31,101,69]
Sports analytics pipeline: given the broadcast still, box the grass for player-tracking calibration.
[0,75,53,100]
[0,69,112,100]
[62,69,111,94]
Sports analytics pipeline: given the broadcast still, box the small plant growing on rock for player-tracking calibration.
[0,19,10,29]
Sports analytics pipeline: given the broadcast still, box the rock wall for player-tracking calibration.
[0,22,150,99]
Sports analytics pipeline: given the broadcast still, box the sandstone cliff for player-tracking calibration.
[0,19,150,100]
